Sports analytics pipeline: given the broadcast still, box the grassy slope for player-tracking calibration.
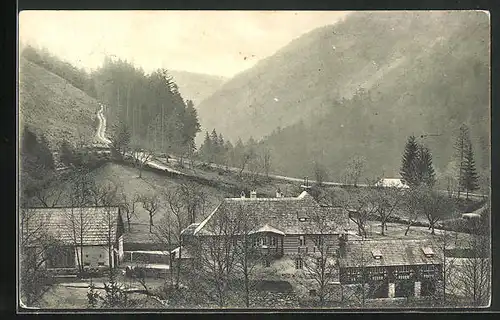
[19,57,98,151]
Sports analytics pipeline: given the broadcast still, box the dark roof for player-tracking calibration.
[339,239,443,268]
[22,207,121,246]
[194,191,349,236]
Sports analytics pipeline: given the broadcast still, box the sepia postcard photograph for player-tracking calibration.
[17,10,491,311]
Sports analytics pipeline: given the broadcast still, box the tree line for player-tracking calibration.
[400,123,480,199]
[21,45,201,162]
[197,128,272,179]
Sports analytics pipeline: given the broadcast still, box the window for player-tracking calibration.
[98,262,105,266]
[295,258,303,270]
[99,254,102,258]
[370,267,387,281]
[421,264,438,279]
[299,236,305,246]
[270,237,276,246]
[261,237,267,246]
[394,265,412,280]
[253,237,259,247]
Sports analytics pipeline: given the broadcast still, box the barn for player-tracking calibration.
[21,206,125,272]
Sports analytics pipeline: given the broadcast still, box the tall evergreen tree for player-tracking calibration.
[461,143,480,200]
[199,131,213,162]
[455,124,471,198]
[400,135,420,187]
[417,145,436,187]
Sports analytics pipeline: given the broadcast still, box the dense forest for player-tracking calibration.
[20,45,201,159]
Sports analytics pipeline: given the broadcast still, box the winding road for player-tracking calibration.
[95,104,112,145]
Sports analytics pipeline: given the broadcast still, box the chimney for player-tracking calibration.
[250,190,257,199]
[240,191,246,199]
[276,188,282,198]
[301,176,311,190]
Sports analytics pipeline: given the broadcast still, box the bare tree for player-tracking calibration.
[343,156,366,187]
[130,142,154,178]
[229,203,263,308]
[64,168,95,272]
[300,206,346,306]
[162,188,190,288]
[120,193,140,232]
[20,207,64,307]
[402,186,427,236]
[313,161,329,188]
[139,194,160,233]
[261,148,272,179]
[32,179,64,208]
[421,189,457,235]
[177,182,207,225]
[345,189,378,238]
[187,201,239,308]
[374,187,403,236]
[454,205,491,306]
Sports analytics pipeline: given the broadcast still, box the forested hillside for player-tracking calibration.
[168,70,226,105]
[92,58,200,157]
[196,11,490,185]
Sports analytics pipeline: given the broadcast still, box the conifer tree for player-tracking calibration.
[454,124,471,198]
[461,143,479,200]
[417,145,436,187]
[200,131,212,162]
[400,135,420,187]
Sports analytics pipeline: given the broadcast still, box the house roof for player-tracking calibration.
[194,191,349,236]
[181,223,201,236]
[375,178,409,188]
[22,207,122,246]
[339,239,443,268]
[249,224,285,236]
[171,246,194,259]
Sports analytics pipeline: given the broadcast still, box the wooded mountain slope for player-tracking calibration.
[196,11,490,181]
[168,70,226,105]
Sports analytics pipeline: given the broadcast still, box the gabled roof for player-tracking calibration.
[194,191,349,236]
[181,223,201,236]
[249,224,285,236]
[339,239,443,268]
[22,207,122,246]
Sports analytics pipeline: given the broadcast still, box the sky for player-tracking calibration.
[19,11,350,78]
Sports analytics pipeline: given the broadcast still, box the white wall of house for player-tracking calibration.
[75,245,114,267]
[118,236,124,262]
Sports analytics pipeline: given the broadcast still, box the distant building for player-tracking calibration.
[375,178,409,189]
[338,239,443,299]
[173,190,350,277]
[21,207,125,271]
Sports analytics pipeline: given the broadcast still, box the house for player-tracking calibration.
[173,190,350,275]
[21,207,125,271]
[375,178,409,189]
[338,239,443,299]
